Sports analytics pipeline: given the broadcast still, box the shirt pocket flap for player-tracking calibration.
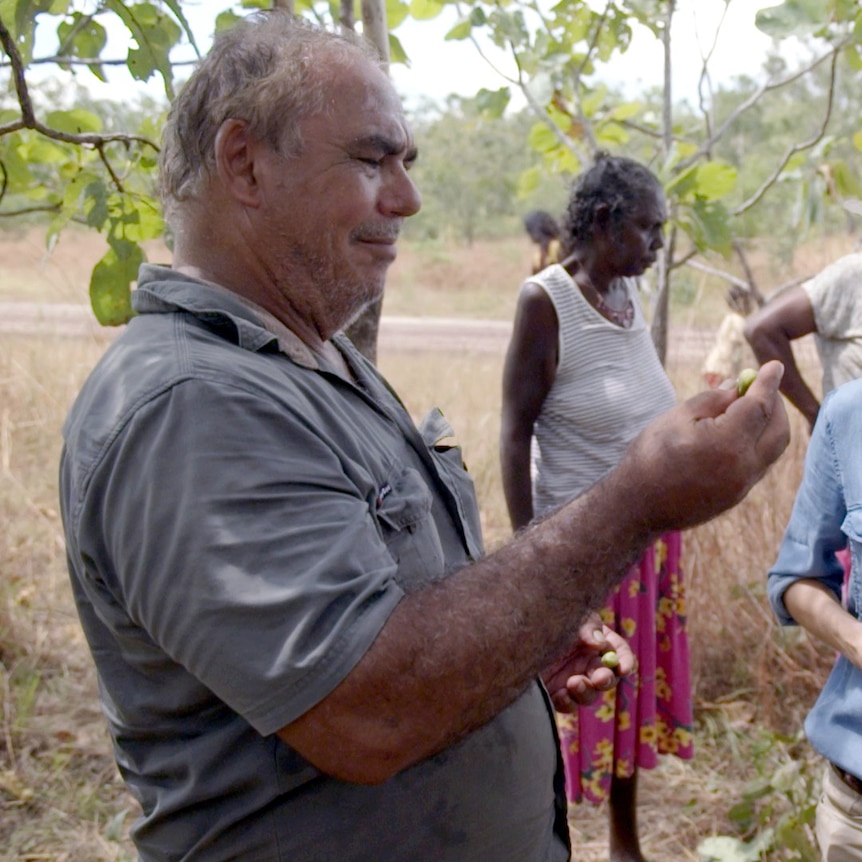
[375,466,433,531]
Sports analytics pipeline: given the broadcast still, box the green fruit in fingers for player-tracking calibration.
[600,650,620,669]
[736,367,758,396]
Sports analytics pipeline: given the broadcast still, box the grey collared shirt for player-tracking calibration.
[60,265,568,861]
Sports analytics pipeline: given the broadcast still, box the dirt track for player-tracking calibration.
[0,301,728,363]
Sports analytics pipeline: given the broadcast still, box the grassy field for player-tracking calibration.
[0,225,851,860]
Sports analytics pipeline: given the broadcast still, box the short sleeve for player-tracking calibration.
[767,388,849,624]
[83,378,406,735]
[803,255,862,341]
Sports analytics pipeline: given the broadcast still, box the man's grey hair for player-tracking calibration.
[158,11,383,221]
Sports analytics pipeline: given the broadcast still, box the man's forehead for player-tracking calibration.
[320,61,415,151]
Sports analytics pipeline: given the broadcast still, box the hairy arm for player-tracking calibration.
[279,362,790,784]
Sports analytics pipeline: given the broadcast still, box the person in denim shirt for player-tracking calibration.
[768,377,862,860]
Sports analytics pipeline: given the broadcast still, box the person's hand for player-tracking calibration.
[541,614,636,712]
[615,360,790,534]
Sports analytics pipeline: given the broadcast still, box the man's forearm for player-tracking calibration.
[281,364,790,784]
[280,461,651,783]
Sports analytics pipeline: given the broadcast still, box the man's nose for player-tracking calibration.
[383,169,422,218]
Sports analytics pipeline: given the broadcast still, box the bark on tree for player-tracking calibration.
[343,0,390,364]
[650,0,675,364]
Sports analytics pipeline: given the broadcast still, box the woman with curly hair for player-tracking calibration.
[501,152,691,862]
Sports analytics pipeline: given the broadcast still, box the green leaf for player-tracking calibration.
[20,136,70,165]
[517,165,542,197]
[215,10,242,33]
[665,162,699,198]
[692,161,738,201]
[105,0,181,97]
[580,87,607,118]
[388,32,408,66]
[445,17,473,40]
[160,0,201,57]
[57,14,108,80]
[595,121,628,146]
[81,178,110,229]
[525,72,554,109]
[385,0,410,30]
[0,134,34,188]
[678,198,733,256]
[755,0,827,39]
[609,101,644,121]
[45,108,103,135]
[475,87,510,119]
[528,122,559,154]
[89,240,143,326]
[409,0,443,21]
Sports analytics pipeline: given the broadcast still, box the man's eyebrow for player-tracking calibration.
[354,134,418,163]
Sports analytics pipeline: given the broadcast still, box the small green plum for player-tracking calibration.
[600,650,620,669]
[736,367,758,396]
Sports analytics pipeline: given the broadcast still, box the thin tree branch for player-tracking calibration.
[693,0,730,152]
[0,13,37,126]
[733,240,765,306]
[0,13,159,153]
[95,141,126,193]
[0,203,62,217]
[680,42,845,172]
[667,246,697,273]
[733,48,839,215]
[0,55,197,68]
[455,2,591,164]
[683,257,750,290]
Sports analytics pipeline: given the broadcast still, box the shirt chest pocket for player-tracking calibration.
[373,465,446,593]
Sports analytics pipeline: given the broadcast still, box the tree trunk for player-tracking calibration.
[651,0,675,365]
[344,0,390,363]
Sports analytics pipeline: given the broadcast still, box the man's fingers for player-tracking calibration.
[722,360,790,463]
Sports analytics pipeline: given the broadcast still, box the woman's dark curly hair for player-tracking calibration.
[562,152,662,246]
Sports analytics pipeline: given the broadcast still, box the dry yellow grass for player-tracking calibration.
[0,224,848,859]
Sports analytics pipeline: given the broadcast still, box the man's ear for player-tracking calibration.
[214,118,262,208]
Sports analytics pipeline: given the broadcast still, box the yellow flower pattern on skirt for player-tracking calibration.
[555,531,692,804]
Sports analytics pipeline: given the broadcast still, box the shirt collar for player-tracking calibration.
[133,264,323,370]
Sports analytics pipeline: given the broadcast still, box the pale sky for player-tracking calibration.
[32,0,798,111]
[389,0,794,111]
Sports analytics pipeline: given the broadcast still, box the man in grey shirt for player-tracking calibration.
[59,12,789,861]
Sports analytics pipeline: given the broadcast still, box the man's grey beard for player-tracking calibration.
[275,242,385,334]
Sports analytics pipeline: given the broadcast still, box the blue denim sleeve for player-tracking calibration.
[767,390,848,626]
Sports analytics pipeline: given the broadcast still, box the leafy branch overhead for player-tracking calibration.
[431,0,862,358]
[1,0,862,339]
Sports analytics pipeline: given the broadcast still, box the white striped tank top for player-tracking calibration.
[530,264,677,516]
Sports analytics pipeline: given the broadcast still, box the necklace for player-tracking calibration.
[561,255,636,328]
[592,289,634,328]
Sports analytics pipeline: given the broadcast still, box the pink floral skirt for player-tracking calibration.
[556,532,693,804]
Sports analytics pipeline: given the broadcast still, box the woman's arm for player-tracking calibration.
[783,579,862,670]
[500,282,558,531]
